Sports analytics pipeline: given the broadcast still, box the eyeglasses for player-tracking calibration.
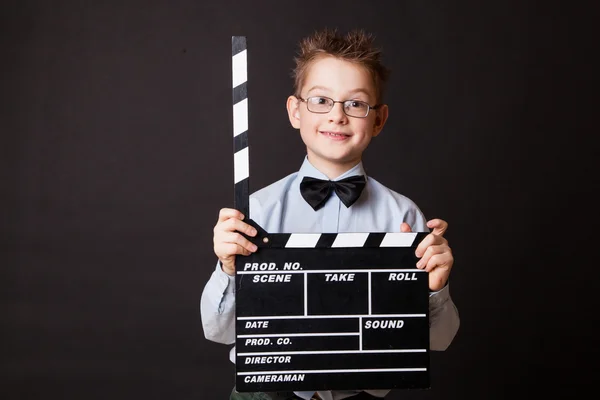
[297,96,381,118]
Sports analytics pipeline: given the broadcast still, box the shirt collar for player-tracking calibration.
[297,156,367,181]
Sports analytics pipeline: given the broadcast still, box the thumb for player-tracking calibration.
[400,222,412,233]
[427,218,448,236]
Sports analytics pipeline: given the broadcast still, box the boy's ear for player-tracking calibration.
[286,96,301,129]
[372,104,389,137]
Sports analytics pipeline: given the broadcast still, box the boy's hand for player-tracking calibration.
[401,219,453,292]
[213,208,258,276]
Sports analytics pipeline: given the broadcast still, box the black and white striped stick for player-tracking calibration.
[232,36,249,218]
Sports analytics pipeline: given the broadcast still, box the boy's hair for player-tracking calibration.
[292,28,390,103]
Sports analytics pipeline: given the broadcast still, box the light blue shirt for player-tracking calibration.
[201,157,460,400]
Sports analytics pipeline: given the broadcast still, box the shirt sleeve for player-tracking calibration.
[200,261,237,345]
[428,283,460,350]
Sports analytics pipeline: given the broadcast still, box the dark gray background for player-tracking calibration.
[1,0,595,399]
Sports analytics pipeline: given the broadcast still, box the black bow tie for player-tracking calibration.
[300,175,366,211]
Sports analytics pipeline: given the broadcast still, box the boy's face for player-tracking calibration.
[287,56,388,178]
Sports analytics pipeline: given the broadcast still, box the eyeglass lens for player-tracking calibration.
[305,97,370,117]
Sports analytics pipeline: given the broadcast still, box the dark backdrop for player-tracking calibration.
[1,1,595,399]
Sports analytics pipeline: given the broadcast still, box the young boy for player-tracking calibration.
[201,28,460,400]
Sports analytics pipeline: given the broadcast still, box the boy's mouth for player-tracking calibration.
[320,131,350,139]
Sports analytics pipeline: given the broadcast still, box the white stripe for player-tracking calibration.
[232,50,247,88]
[380,232,417,247]
[331,232,369,247]
[304,273,307,316]
[238,368,426,375]
[359,317,362,351]
[238,349,426,356]
[234,147,249,183]
[368,272,372,314]
[233,98,248,137]
[285,233,321,248]
[238,314,426,320]
[237,269,423,274]
[238,332,358,338]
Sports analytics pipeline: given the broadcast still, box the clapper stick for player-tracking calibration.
[232,36,250,219]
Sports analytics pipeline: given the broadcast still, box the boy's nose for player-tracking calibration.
[328,102,348,123]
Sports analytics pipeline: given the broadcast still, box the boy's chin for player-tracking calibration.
[309,153,362,168]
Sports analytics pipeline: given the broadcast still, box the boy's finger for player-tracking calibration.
[423,254,442,273]
[427,218,448,236]
[415,233,442,258]
[423,253,452,274]
[225,218,257,237]
[416,244,445,269]
[416,231,449,257]
[400,222,412,233]
[224,232,258,253]
[234,244,252,257]
[218,208,245,223]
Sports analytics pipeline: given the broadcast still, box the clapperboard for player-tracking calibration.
[231,36,430,392]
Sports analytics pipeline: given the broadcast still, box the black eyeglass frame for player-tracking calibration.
[296,96,382,118]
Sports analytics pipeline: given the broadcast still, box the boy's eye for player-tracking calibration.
[310,97,330,105]
[346,100,368,109]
